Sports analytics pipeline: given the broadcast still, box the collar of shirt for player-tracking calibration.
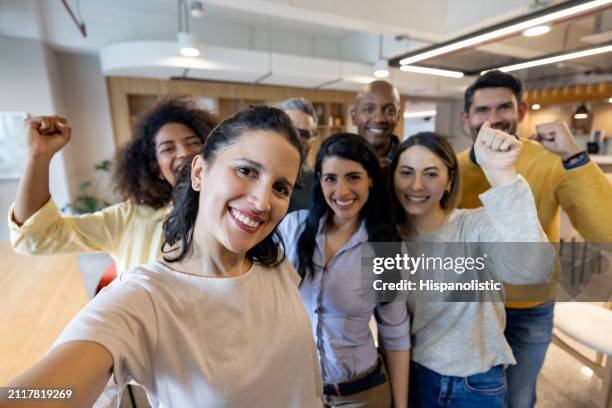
[313,217,368,268]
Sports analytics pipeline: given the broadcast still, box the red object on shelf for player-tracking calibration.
[95,263,117,295]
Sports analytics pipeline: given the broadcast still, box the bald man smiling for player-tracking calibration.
[352,80,401,165]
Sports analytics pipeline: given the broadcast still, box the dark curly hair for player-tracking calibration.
[162,105,304,266]
[114,97,218,209]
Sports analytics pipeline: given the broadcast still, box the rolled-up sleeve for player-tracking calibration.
[8,199,126,255]
[374,301,411,350]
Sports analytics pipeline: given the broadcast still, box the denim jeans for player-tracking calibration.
[409,361,506,407]
[504,301,555,408]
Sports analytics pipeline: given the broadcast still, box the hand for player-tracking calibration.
[24,116,71,160]
[474,121,523,187]
[530,120,581,160]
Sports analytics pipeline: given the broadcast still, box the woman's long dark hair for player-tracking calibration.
[296,133,398,281]
[114,97,218,209]
[162,105,304,267]
[389,132,461,234]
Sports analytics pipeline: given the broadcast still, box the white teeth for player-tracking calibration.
[407,196,428,203]
[335,199,355,206]
[231,209,260,228]
[368,128,384,134]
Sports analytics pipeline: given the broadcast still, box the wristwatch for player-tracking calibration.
[562,151,590,170]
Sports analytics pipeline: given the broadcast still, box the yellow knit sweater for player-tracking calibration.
[457,139,612,308]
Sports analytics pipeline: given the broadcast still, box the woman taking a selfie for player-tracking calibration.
[2,106,322,408]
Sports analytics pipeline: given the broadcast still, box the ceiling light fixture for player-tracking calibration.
[486,44,612,73]
[574,103,589,119]
[400,65,464,78]
[178,0,199,57]
[404,110,437,118]
[532,103,541,110]
[190,1,204,18]
[373,34,389,78]
[608,97,612,103]
[523,24,551,37]
[374,60,390,78]
[178,32,200,57]
[395,0,611,66]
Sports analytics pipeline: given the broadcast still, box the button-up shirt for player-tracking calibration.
[278,210,410,383]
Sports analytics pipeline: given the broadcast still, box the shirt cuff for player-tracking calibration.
[7,199,60,232]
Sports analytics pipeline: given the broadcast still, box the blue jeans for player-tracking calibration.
[409,362,506,407]
[504,301,555,408]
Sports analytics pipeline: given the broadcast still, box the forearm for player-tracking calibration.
[481,168,517,188]
[384,349,409,408]
[2,342,113,408]
[13,155,53,225]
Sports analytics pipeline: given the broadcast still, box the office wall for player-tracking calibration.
[0,35,69,242]
[55,51,117,205]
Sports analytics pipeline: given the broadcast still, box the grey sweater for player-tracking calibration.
[406,175,555,377]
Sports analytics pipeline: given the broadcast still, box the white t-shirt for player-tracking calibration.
[55,259,323,408]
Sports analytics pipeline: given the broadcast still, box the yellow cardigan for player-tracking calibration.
[8,199,171,275]
[457,139,612,308]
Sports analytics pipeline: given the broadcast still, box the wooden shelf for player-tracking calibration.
[107,77,358,166]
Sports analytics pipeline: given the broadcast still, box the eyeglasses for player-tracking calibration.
[296,128,317,141]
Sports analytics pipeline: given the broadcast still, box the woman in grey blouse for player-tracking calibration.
[389,126,555,407]
[279,133,410,407]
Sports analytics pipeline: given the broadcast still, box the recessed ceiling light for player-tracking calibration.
[523,25,551,37]
[581,366,594,377]
[532,103,541,110]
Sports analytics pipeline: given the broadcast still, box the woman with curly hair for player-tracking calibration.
[9,97,218,275]
[4,106,322,408]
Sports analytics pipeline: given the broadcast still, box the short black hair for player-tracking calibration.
[464,70,523,113]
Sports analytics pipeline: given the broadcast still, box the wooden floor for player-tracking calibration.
[0,242,88,384]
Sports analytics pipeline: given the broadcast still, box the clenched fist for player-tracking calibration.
[530,120,581,160]
[475,121,523,187]
[24,116,72,160]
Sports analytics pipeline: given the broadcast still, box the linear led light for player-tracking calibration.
[486,44,612,73]
[399,0,612,65]
[400,65,464,78]
[404,110,437,118]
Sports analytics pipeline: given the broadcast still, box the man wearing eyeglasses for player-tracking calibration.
[280,97,319,212]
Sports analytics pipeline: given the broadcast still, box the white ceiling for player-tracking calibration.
[1,0,610,96]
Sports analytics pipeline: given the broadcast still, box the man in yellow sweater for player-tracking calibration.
[458,70,612,408]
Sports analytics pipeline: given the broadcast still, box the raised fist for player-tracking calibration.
[24,115,71,159]
[475,122,523,169]
[530,120,581,160]
[475,121,523,187]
